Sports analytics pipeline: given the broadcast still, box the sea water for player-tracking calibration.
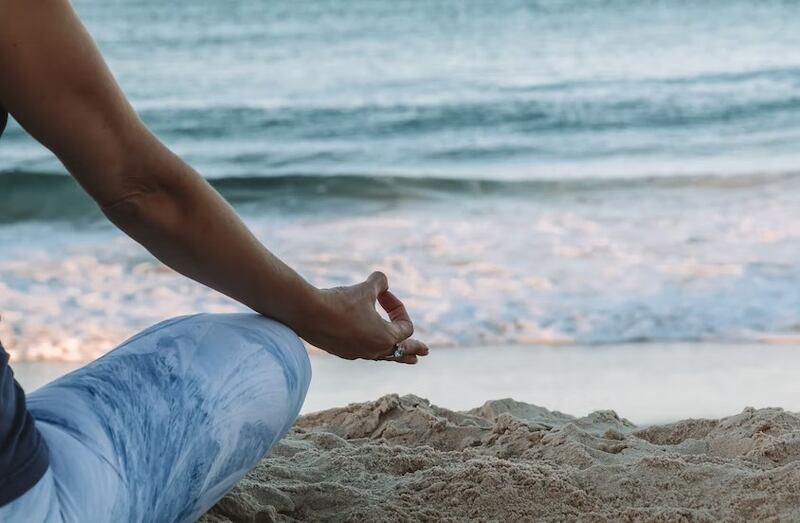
[2,0,800,360]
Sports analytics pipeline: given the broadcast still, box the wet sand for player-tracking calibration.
[12,344,800,425]
[16,343,800,424]
[302,342,800,425]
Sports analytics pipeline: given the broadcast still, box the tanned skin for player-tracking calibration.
[0,0,428,364]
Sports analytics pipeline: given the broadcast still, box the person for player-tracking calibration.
[0,0,429,520]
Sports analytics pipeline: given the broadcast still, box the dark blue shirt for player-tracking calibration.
[0,342,49,506]
[0,111,51,505]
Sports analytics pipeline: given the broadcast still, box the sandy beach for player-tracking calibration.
[14,342,800,521]
[3,0,800,521]
[187,342,800,522]
[200,393,800,522]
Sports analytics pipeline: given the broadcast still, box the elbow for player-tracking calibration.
[97,147,183,233]
[90,125,168,213]
[99,182,184,238]
[99,187,192,267]
[94,134,204,238]
[100,189,152,229]
[97,157,164,228]
[98,173,198,243]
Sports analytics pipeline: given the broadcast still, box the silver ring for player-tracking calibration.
[391,343,405,359]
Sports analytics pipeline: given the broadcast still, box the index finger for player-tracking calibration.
[378,289,414,341]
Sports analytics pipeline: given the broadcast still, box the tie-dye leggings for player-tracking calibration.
[0,313,311,522]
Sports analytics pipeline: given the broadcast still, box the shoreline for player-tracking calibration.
[15,342,800,425]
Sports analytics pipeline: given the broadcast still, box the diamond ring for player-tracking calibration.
[391,343,405,359]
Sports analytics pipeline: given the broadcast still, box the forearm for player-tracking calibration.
[101,133,321,332]
[0,0,427,364]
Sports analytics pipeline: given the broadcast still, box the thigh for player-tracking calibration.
[26,313,311,523]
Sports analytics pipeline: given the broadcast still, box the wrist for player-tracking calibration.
[277,280,331,340]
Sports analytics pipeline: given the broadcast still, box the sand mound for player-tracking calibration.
[200,395,800,522]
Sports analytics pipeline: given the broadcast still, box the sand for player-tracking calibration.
[200,394,800,522]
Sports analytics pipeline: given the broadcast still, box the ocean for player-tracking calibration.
[2,0,800,361]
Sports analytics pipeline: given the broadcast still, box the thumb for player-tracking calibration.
[366,271,389,299]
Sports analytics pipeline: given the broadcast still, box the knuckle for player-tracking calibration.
[366,337,392,360]
[381,332,396,347]
[371,270,388,287]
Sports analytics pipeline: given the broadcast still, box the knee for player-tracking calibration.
[195,313,312,407]
[113,312,311,415]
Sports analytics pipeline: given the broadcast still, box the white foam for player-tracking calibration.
[1,179,799,361]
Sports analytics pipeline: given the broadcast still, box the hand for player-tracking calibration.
[297,272,429,364]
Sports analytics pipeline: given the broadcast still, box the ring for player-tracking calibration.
[391,343,405,359]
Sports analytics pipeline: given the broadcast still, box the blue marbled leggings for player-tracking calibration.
[0,313,311,522]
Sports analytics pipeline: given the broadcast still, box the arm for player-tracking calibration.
[0,0,427,363]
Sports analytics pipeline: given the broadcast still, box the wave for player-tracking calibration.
[1,169,799,224]
[5,67,800,181]
[125,67,800,143]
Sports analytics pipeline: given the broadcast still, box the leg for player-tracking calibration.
[0,469,63,522]
[22,313,311,523]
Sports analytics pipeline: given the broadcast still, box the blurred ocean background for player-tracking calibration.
[2,0,800,361]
